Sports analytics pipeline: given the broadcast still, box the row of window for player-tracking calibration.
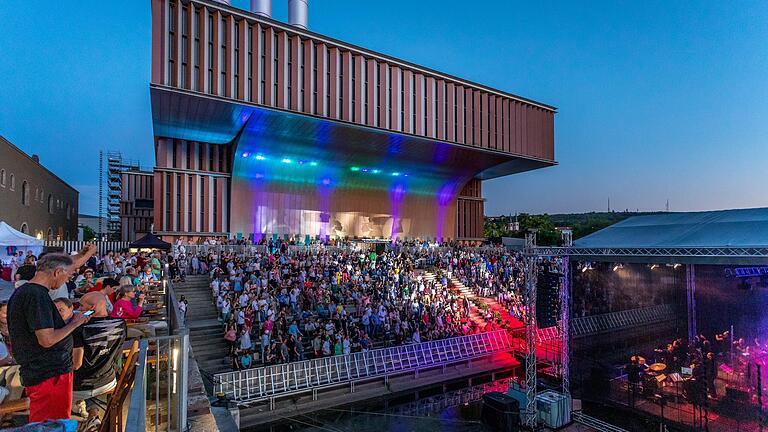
[164,1,550,154]
[163,172,223,233]
[168,140,229,173]
[17,223,71,240]
[2,169,73,219]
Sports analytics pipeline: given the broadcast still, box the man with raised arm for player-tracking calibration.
[7,244,97,422]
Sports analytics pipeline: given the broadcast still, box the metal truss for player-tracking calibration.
[529,246,768,258]
[523,253,539,429]
[558,256,570,399]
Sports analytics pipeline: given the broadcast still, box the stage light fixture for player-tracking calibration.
[391,172,401,177]
[350,166,360,172]
[650,264,659,270]
[309,161,318,167]
[673,263,682,269]
[613,263,623,272]
[372,169,381,174]
[281,158,292,164]
[241,152,250,158]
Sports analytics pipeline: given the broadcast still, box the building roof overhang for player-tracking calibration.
[151,85,555,193]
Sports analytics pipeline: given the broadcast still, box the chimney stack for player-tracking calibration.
[288,0,308,29]
[251,0,272,18]
[32,154,40,164]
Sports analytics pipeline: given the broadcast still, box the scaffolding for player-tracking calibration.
[98,150,142,240]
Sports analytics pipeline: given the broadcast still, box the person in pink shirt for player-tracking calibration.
[111,285,145,320]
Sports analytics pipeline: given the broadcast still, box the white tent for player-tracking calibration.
[0,221,43,263]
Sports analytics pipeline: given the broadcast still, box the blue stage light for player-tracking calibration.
[255,154,266,160]
[372,169,381,174]
[391,172,401,177]
[281,158,292,164]
[309,161,318,167]
[241,152,250,158]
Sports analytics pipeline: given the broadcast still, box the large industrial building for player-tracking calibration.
[149,0,556,242]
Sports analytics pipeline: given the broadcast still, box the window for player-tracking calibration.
[47,227,53,241]
[351,57,355,121]
[193,8,200,90]
[219,17,227,95]
[207,14,213,92]
[168,1,176,85]
[176,174,181,230]
[9,174,14,191]
[181,5,188,88]
[0,169,5,187]
[66,203,71,220]
[20,223,28,234]
[272,32,278,104]
[21,181,29,206]
[286,36,292,108]
[299,39,305,111]
[198,142,204,171]
[212,181,218,231]
[48,194,53,214]
[234,22,240,97]
[260,28,266,104]
[247,25,253,101]
[187,176,193,230]
[165,173,171,228]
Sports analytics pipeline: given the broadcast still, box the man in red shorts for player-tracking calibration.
[8,246,96,422]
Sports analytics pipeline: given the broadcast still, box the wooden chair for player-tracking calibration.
[99,340,140,432]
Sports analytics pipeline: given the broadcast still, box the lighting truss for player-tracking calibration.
[529,246,768,258]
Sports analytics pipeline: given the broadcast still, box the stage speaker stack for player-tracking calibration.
[536,270,561,328]
[481,391,520,432]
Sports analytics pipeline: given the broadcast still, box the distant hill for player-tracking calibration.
[484,211,667,244]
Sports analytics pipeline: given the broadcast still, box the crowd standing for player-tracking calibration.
[176,238,531,371]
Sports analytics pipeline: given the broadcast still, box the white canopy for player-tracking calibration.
[0,221,43,262]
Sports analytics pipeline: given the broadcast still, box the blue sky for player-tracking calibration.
[1,1,766,216]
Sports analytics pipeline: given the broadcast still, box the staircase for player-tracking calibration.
[420,271,487,328]
[172,275,232,376]
[447,274,525,330]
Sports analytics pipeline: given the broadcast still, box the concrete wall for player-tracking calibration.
[0,136,79,240]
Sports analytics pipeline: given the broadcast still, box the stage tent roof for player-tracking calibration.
[570,208,768,265]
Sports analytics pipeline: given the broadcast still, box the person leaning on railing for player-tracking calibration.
[71,292,127,429]
[7,245,97,423]
[111,285,155,338]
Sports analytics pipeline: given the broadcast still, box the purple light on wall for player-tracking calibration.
[390,183,407,241]
[435,181,461,241]
[318,178,333,239]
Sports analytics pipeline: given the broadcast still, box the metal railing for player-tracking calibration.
[214,330,518,404]
[126,334,190,432]
[126,272,190,432]
[536,304,676,343]
[570,304,675,337]
[44,240,130,254]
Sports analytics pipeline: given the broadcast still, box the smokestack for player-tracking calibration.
[251,0,272,18]
[288,0,308,29]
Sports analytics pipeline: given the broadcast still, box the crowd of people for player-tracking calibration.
[193,240,531,371]
[0,245,171,429]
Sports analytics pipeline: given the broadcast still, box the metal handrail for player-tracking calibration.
[126,339,149,432]
[214,330,519,404]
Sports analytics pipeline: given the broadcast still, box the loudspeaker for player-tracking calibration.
[482,392,520,432]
